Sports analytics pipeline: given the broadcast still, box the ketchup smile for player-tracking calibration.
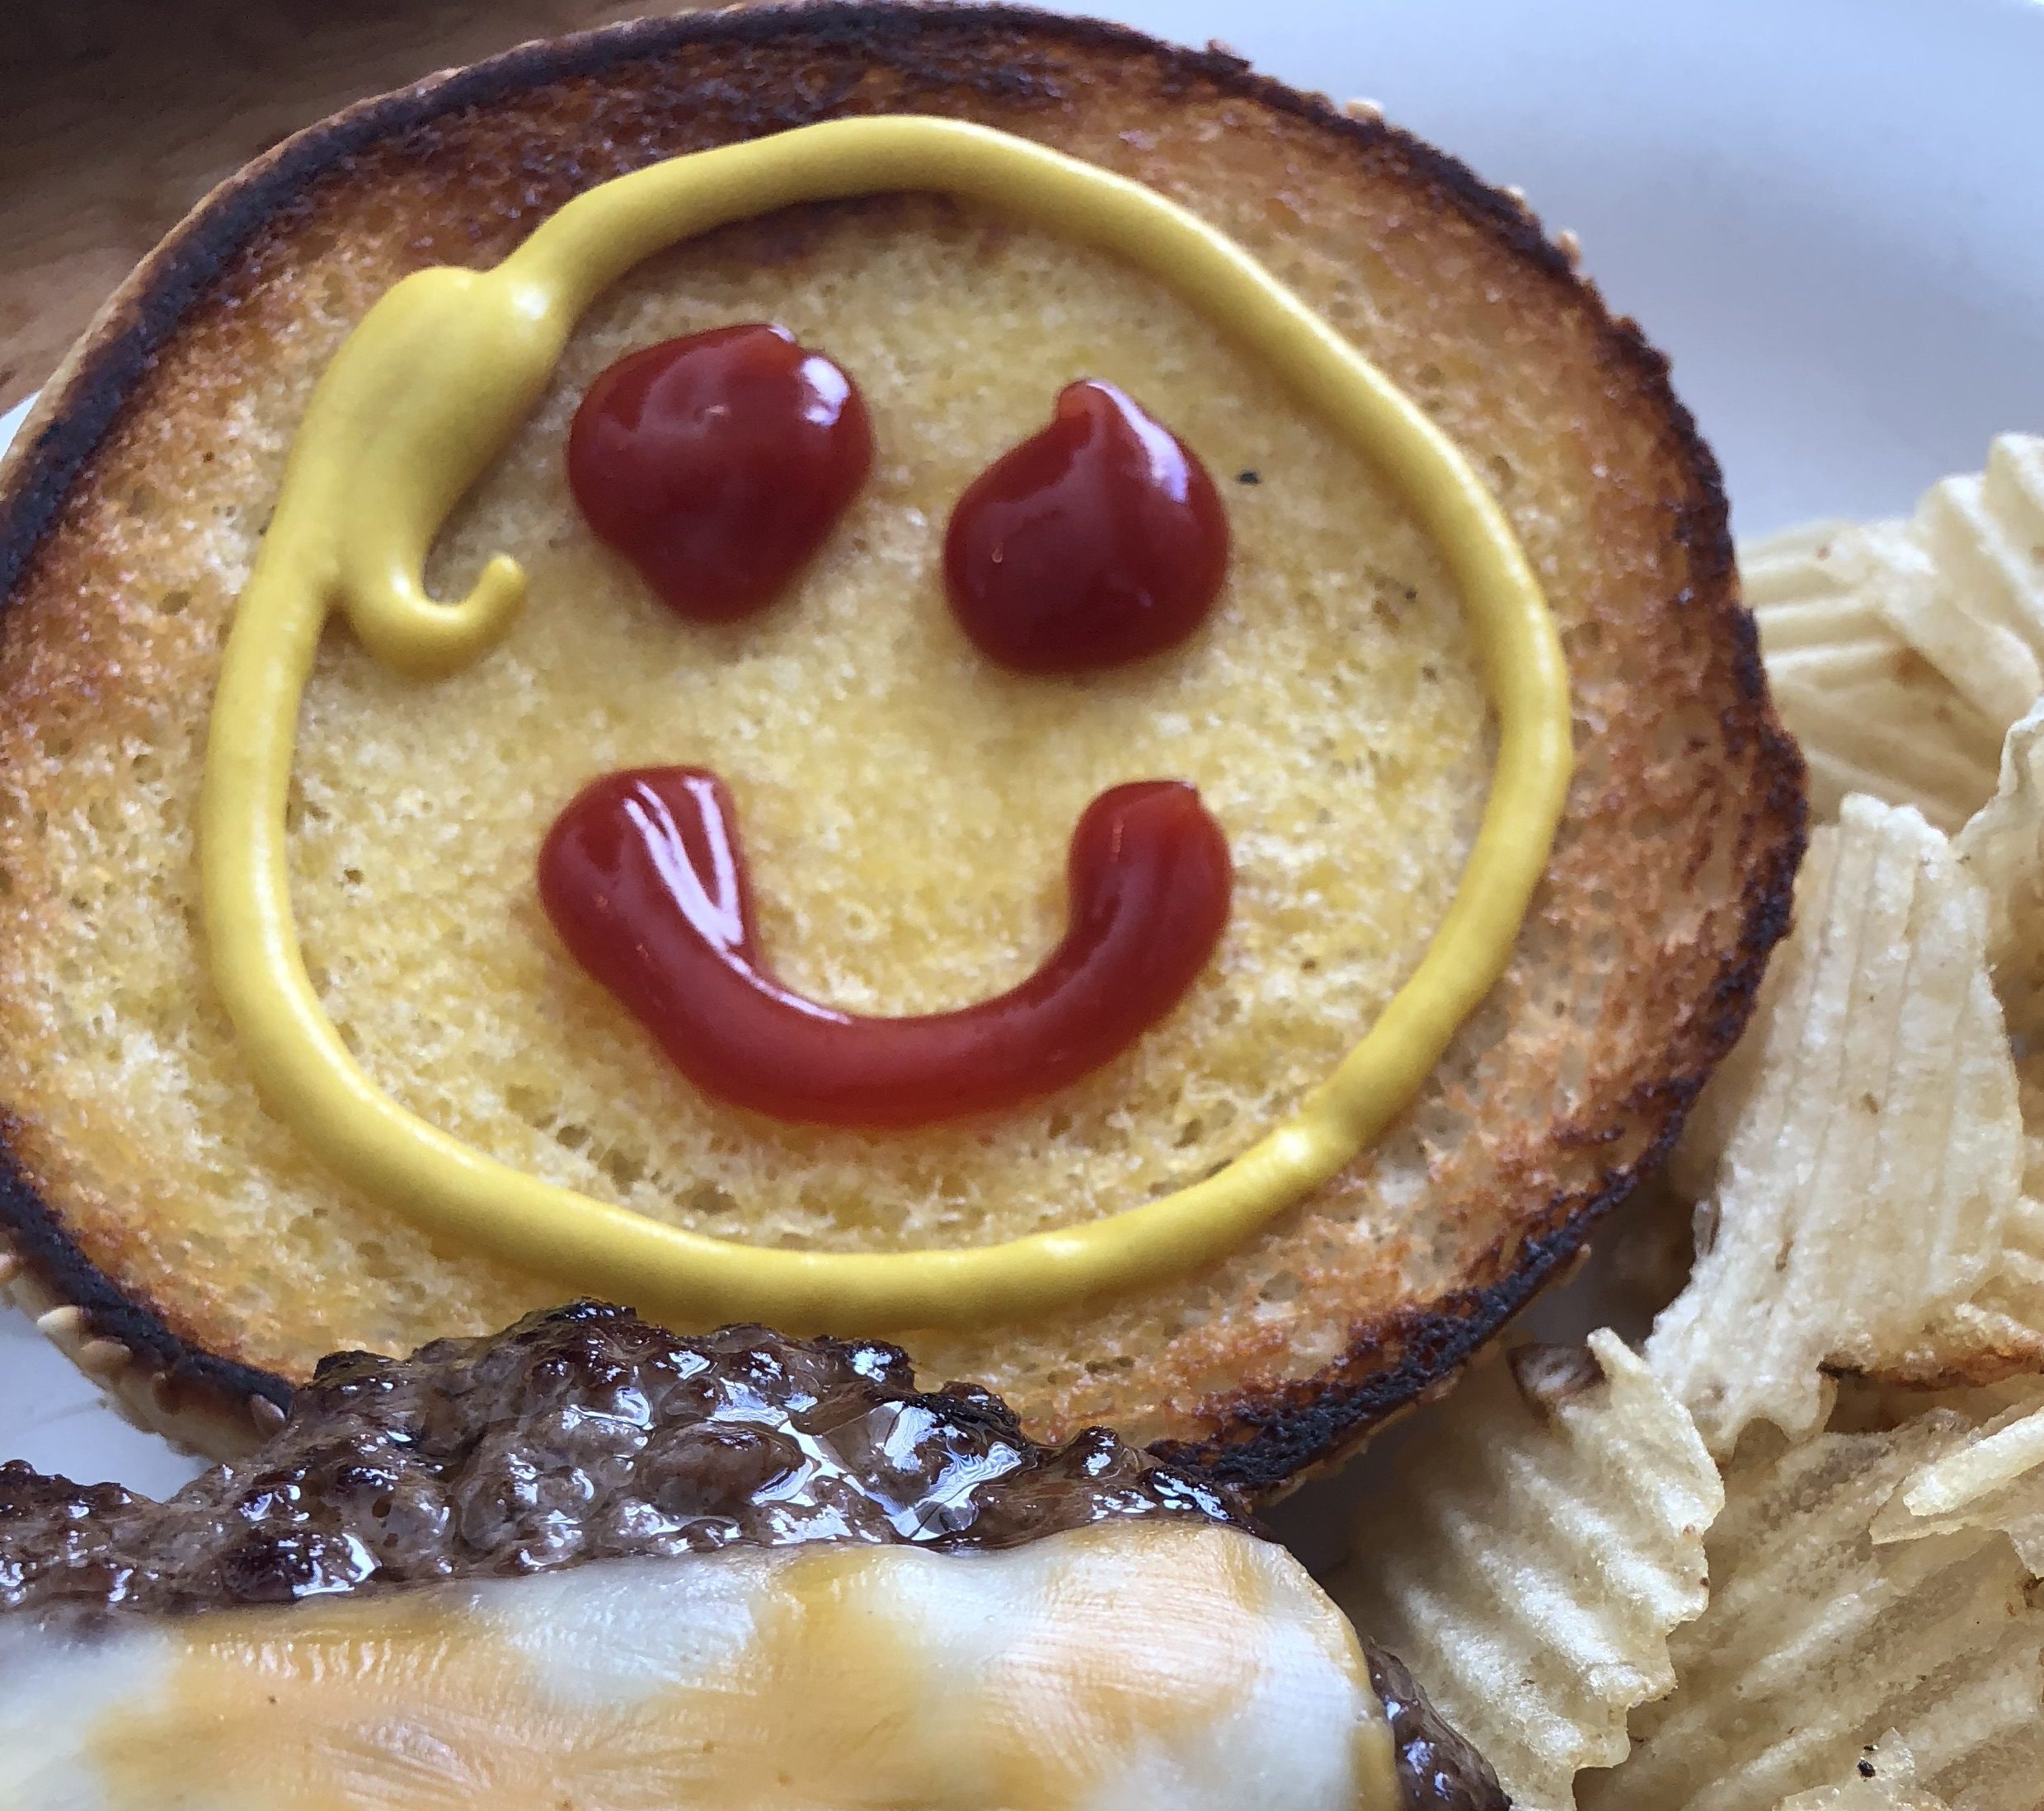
[538,768,1232,1129]
[567,324,872,622]
[944,380,1229,673]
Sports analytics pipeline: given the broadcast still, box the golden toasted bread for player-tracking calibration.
[0,3,1801,1488]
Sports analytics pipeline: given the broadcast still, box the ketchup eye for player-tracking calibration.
[942,380,1229,674]
[567,324,873,623]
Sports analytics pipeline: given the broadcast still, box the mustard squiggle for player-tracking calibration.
[201,115,1572,1330]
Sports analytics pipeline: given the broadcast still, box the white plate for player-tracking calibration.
[2,0,2042,1514]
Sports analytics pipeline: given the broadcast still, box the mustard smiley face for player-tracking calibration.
[200,116,1571,1332]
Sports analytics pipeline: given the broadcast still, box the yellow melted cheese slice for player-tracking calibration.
[2,1520,1398,1811]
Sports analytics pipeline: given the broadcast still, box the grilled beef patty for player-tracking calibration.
[0,1302,1503,1809]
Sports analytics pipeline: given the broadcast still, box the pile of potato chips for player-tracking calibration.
[1331,434,2044,1811]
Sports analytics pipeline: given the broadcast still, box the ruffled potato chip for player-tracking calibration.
[1959,700,2044,1039]
[1893,1188,2044,1388]
[1743,521,2003,831]
[1580,1413,2044,1811]
[1743,434,2044,832]
[1774,1735,1949,1811]
[1649,796,2023,1454]
[1804,1093,2044,1398]
[1329,1330,1720,1811]
[1882,709,2044,1380]
[1912,434,2044,720]
[1831,1370,2044,1438]
[1899,1404,2044,1512]
[1863,736,2044,1384]
[1870,1386,2044,1574]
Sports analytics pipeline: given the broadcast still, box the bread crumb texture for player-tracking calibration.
[0,20,1793,1457]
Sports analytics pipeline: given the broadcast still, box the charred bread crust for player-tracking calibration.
[1164,381,1806,1493]
[0,1,1806,1480]
[0,1152,289,1460]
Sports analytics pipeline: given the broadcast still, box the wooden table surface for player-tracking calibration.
[0,0,716,411]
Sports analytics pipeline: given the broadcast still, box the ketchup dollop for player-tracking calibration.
[944,380,1229,673]
[567,324,873,622]
[538,767,1232,1129]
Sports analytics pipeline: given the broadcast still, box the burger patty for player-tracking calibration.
[0,1302,1503,1808]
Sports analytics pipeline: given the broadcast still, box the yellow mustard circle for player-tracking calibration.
[200,115,1572,1332]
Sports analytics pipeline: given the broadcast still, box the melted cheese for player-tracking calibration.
[2,1521,1398,1810]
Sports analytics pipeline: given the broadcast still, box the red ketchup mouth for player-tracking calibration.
[538,768,1232,1129]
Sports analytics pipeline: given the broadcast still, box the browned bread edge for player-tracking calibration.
[0,0,1804,1488]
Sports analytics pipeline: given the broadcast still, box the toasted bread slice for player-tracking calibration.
[0,3,1801,1488]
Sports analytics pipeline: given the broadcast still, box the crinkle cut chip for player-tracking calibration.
[1650,795,2023,1455]
[1742,433,2044,833]
[1580,1412,2044,1811]
[1743,520,2002,832]
[1330,1329,1720,1811]
[1773,1734,1949,1811]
